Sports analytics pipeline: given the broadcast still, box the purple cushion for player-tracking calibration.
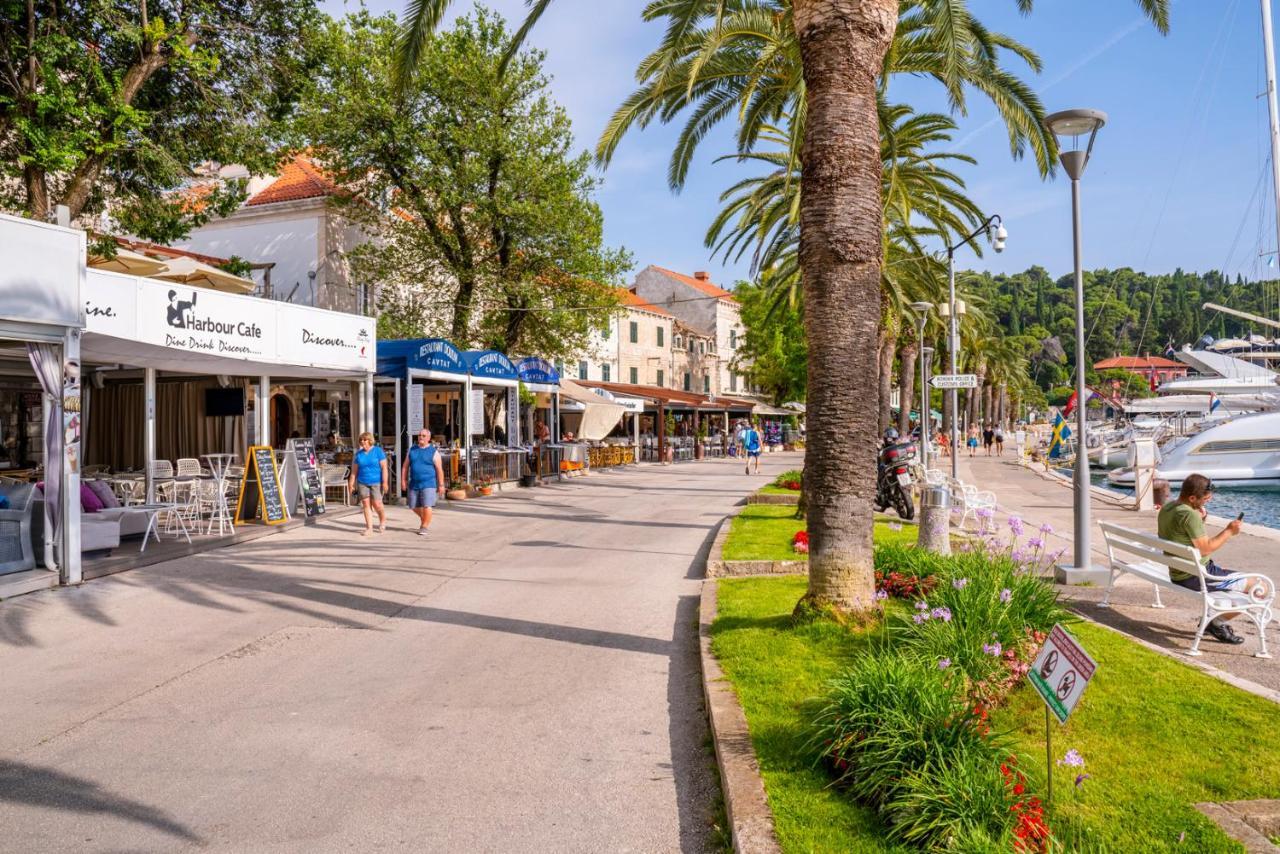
[87,480,120,509]
[80,483,104,513]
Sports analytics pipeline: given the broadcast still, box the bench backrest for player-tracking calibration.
[1099,521,1204,582]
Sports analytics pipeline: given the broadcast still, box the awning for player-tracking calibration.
[515,356,560,391]
[376,338,469,381]
[464,349,519,388]
[753,403,793,416]
[558,377,625,440]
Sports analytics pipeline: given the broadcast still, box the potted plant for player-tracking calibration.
[476,476,494,496]
[446,480,468,501]
[694,423,708,460]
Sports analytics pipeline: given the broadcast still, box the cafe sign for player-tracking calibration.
[85,269,375,373]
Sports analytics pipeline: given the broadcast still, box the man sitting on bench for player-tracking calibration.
[1157,473,1252,645]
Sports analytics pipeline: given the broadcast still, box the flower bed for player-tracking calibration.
[771,469,804,491]
[723,505,917,561]
[710,517,1280,851]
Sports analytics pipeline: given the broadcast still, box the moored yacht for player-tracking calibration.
[1108,409,1280,486]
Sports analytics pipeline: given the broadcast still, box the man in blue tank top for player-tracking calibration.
[401,429,446,535]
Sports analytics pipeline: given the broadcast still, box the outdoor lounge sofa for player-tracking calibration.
[0,478,37,574]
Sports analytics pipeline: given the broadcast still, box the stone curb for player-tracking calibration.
[1194,802,1280,852]
[746,492,799,505]
[699,579,784,854]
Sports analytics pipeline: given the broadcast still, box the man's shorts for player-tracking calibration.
[357,483,382,501]
[407,487,438,509]
[748,450,761,458]
[1173,559,1244,592]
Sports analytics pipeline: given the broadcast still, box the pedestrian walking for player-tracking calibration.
[936,429,950,459]
[349,431,388,535]
[982,424,995,456]
[401,429,445,536]
[966,425,979,457]
[743,421,763,475]
[994,426,1005,456]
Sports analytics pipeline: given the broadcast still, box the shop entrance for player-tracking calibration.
[271,393,293,448]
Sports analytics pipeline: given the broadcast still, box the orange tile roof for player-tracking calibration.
[650,265,737,302]
[246,154,339,206]
[1093,356,1184,370]
[617,287,673,317]
[108,235,232,266]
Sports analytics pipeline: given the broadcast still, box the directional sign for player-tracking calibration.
[1027,624,1097,724]
[930,374,979,389]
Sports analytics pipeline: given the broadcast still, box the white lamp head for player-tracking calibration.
[988,218,1007,253]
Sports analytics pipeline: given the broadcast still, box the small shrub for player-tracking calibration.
[885,745,1019,850]
[772,469,804,490]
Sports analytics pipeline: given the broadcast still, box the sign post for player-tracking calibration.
[282,438,326,522]
[930,373,979,390]
[234,445,288,526]
[1026,624,1097,806]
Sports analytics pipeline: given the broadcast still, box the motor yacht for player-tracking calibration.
[1108,409,1280,486]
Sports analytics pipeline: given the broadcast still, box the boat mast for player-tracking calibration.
[1262,0,1280,276]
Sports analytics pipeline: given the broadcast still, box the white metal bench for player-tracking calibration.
[1099,522,1274,658]
[946,477,996,531]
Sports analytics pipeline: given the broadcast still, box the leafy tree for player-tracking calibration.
[292,10,629,359]
[0,0,311,241]
[734,275,807,404]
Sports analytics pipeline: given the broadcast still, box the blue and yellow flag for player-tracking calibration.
[1048,411,1072,459]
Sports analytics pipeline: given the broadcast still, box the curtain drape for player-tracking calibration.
[85,378,248,470]
[25,343,62,539]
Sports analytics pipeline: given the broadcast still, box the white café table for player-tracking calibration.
[203,453,237,535]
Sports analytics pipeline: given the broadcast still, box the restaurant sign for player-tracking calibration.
[515,357,560,386]
[412,338,467,375]
[466,349,518,382]
[85,269,375,373]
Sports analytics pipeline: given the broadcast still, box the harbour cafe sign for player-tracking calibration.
[85,269,375,373]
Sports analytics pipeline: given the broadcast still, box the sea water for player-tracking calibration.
[1088,472,1280,531]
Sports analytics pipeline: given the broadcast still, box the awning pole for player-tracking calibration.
[145,367,157,504]
[62,330,81,584]
[257,375,270,449]
[633,411,639,462]
[362,371,374,436]
[463,374,473,485]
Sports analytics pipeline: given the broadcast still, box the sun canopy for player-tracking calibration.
[515,356,560,391]
[558,377,625,440]
[377,338,469,381]
[87,247,169,276]
[464,349,518,387]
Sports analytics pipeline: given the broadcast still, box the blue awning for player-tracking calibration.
[376,338,469,380]
[464,349,518,384]
[515,356,560,387]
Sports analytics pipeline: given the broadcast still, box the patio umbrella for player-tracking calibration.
[151,256,255,293]
[87,247,169,276]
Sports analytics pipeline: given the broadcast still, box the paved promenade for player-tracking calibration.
[0,454,798,853]
[956,453,1280,693]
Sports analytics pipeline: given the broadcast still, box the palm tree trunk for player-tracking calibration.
[982,382,994,430]
[878,329,896,433]
[794,0,897,614]
[898,340,918,435]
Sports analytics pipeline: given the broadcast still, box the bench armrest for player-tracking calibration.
[1214,572,1275,603]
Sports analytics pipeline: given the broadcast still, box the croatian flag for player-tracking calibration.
[1209,392,1221,414]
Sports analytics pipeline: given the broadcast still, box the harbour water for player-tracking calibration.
[1089,472,1280,531]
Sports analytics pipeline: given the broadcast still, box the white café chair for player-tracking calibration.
[176,458,203,478]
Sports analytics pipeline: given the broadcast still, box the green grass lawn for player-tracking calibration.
[758,484,801,496]
[722,505,917,561]
[711,575,1280,853]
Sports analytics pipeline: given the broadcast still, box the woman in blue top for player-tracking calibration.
[348,431,388,535]
[400,429,446,536]
[743,421,762,475]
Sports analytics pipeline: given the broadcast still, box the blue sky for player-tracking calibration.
[319,0,1279,287]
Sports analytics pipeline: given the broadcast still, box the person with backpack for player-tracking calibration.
[743,421,763,475]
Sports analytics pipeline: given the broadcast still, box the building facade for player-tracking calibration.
[567,289,675,389]
[176,154,372,314]
[1092,355,1189,385]
[632,265,750,395]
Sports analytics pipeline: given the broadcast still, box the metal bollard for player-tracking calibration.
[917,484,952,555]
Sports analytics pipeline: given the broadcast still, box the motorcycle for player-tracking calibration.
[875,439,916,520]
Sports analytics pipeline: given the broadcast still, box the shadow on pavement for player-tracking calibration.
[0,760,202,843]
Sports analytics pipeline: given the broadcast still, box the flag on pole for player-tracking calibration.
[1062,391,1078,418]
[1048,411,1072,459]
[1209,392,1221,414]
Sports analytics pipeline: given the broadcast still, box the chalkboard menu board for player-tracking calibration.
[235,444,287,525]
[284,438,326,519]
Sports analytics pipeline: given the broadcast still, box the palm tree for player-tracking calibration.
[393,0,553,85]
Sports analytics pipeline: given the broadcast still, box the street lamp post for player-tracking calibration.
[1045,107,1107,582]
[910,301,934,471]
[945,215,1007,478]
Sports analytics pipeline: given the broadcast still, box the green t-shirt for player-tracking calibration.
[1157,501,1208,580]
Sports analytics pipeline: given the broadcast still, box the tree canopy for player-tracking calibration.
[0,0,312,242]
[291,9,629,358]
